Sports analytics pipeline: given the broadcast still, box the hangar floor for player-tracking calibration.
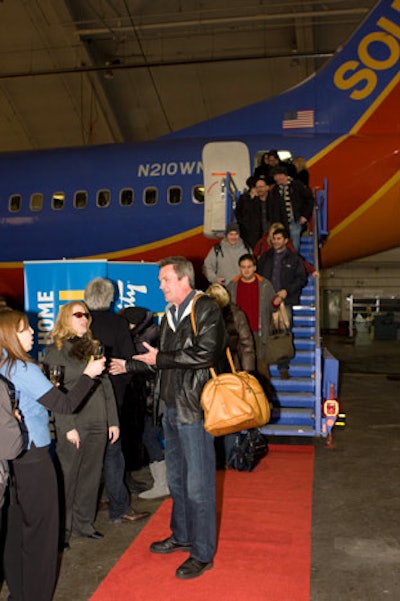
[0,334,399,601]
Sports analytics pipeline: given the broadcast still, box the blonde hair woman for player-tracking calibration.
[293,156,309,186]
[45,301,119,549]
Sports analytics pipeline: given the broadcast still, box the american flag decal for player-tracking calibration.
[282,110,314,129]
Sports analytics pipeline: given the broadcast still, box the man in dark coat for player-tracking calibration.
[131,257,226,579]
[258,228,307,379]
[84,278,148,524]
[267,166,314,251]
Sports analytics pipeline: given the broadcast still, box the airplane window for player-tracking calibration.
[9,195,21,212]
[30,193,43,212]
[168,186,182,205]
[97,189,110,208]
[192,185,204,204]
[74,191,88,209]
[144,187,157,206]
[120,189,133,206]
[52,192,65,210]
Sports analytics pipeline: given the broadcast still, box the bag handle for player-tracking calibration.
[189,294,236,378]
[271,302,290,333]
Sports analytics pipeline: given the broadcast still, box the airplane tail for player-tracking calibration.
[167,1,400,140]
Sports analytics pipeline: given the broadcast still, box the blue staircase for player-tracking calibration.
[261,236,323,437]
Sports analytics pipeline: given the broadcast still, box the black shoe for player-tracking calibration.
[176,557,213,579]
[150,536,191,554]
[86,531,104,540]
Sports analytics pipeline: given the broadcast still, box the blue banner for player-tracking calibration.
[24,260,164,359]
[107,262,165,315]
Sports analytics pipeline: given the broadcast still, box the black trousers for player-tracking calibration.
[3,445,59,601]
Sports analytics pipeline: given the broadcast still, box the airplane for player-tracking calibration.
[0,0,399,307]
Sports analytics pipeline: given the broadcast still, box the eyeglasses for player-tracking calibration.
[73,311,89,319]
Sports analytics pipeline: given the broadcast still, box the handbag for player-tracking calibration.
[190,297,270,437]
[264,303,295,365]
[227,428,268,471]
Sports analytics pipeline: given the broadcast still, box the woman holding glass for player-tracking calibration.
[44,301,119,549]
[0,308,105,601]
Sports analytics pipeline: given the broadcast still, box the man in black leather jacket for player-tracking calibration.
[132,256,226,580]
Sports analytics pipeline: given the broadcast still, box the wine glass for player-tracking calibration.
[92,341,105,360]
[48,365,64,386]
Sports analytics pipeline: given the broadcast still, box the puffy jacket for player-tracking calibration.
[154,293,226,425]
[223,303,256,372]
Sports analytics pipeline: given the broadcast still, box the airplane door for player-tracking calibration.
[202,141,250,238]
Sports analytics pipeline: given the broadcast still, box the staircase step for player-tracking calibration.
[261,424,316,437]
[270,363,315,378]
[293,305,315,315]
[270,391,315,408]
[271,376,315,393]
[294,338,316,351]
[292,325,315,337]
[293,315,316,327]
[300,296,315,306]
[290,350,314,363]
[270,407,315,426]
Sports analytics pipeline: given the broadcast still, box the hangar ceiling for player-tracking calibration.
[0,0,377,152]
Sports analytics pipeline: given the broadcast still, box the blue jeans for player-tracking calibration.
[163,407,216,563]
[103,439,130,520]
[289,220,302,252]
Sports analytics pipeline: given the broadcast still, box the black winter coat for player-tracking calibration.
[258,249,307,306]
[155,294,226,425]
[267,179,314,231]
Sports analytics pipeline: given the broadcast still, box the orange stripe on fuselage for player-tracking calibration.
[309,75,400,265]
[321,174,400,267]
[310,74,400,226]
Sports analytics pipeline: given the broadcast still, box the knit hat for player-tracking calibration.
[225,222,240,235]
[120,306,147,326]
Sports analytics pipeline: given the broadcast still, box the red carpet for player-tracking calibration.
[90,445,314,601]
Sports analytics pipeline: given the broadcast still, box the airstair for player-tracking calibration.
[201,147,340,439]
[261,188,339,439]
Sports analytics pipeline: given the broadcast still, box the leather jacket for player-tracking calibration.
[224,303,256,372]
[154,293,226,425]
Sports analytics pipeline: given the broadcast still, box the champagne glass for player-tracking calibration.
[92,341,105,360]
[48,365,64,386]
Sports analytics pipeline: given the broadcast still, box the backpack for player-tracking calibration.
[213,239,252,258]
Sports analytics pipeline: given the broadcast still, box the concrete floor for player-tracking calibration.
[1,334,399,600]
[311,335,400,601]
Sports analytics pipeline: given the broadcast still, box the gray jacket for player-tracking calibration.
[0,378,23,509]
[203,238,251,285]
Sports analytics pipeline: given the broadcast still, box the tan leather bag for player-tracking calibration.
[190,296,270,436]
[200,347,270,436]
